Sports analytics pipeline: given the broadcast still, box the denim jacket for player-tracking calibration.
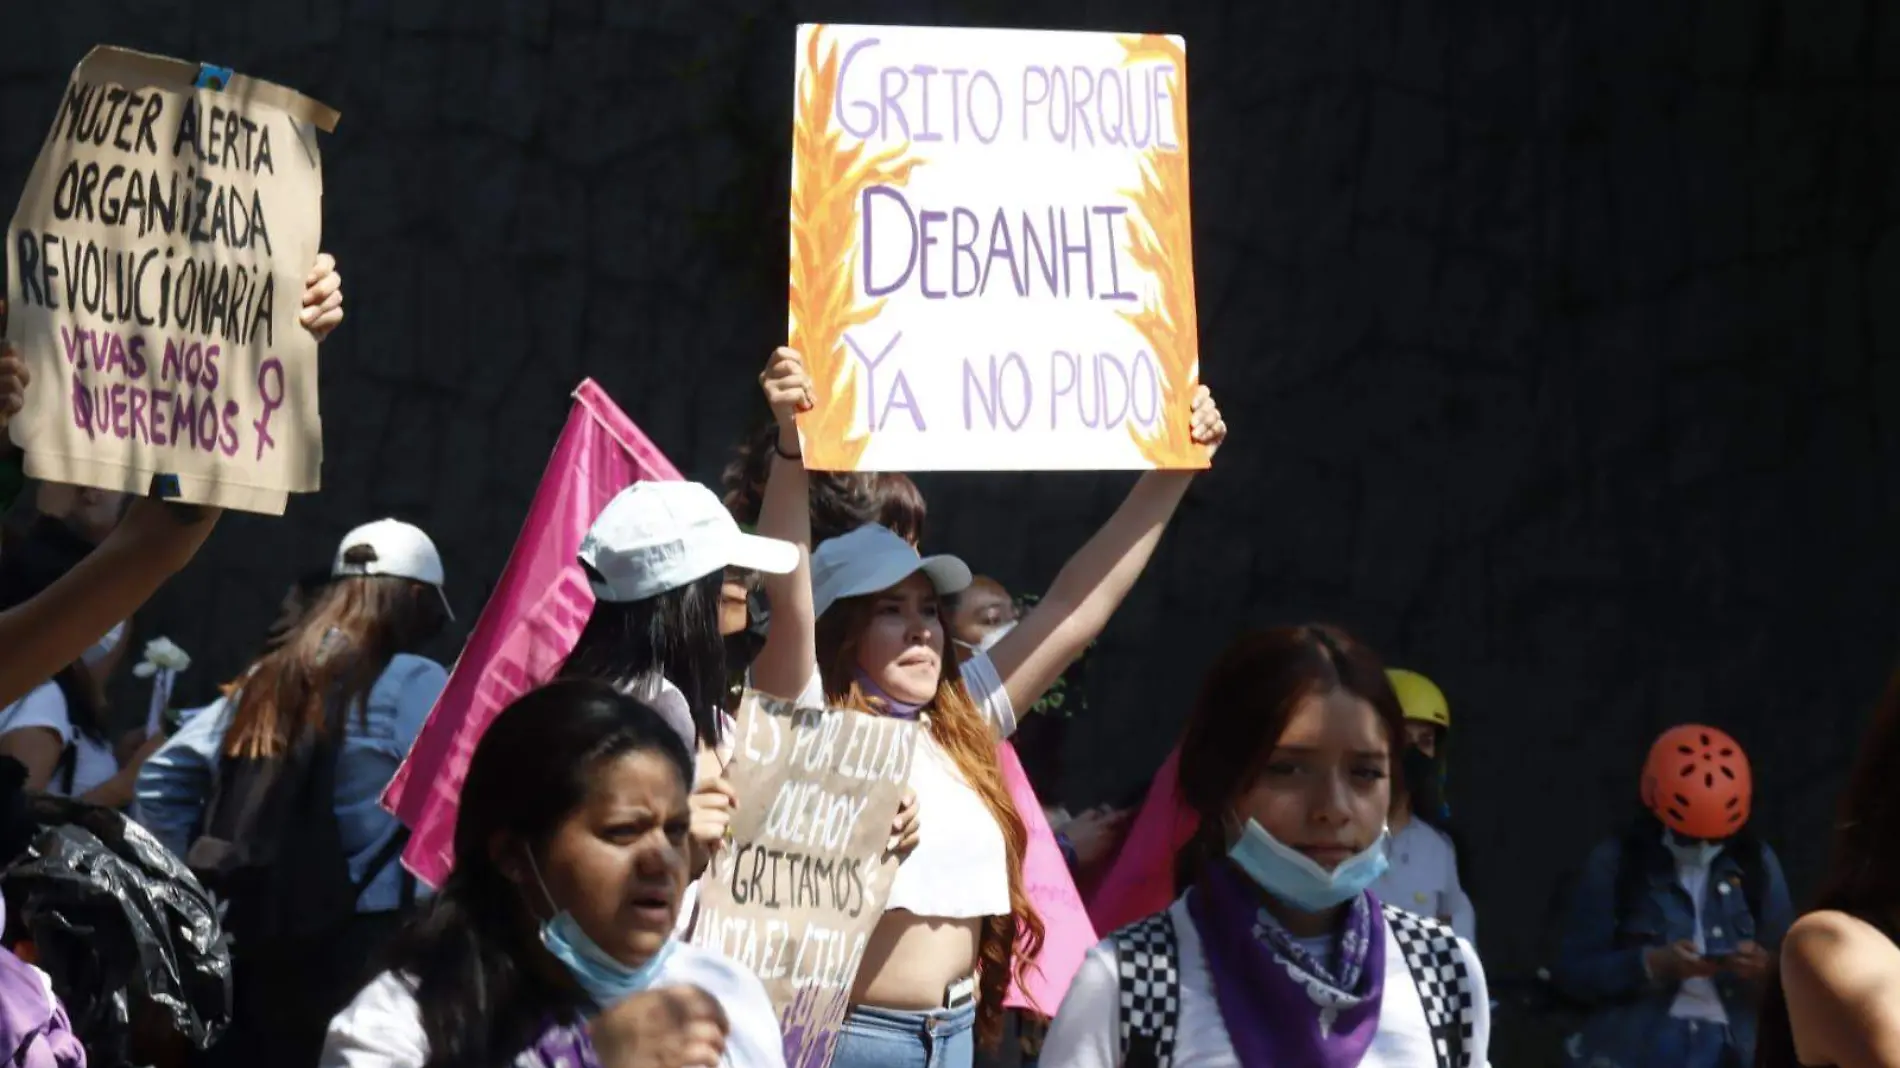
[1552,832,1794,1066]
[132,653,448,913]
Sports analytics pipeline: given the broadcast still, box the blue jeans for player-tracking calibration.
[830,1002,977,1068]
[1655,1018,1738,1068]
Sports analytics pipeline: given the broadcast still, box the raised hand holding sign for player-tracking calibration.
[4,46,340,515]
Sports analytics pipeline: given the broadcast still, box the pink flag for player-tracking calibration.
[382,380,681,887]
[1083,744,1201,935]
[999,740,1097,1016]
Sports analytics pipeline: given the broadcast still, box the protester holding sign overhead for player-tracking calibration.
[323,680,786,1068]
[0,254,343,709]
[748,344,1225,1068]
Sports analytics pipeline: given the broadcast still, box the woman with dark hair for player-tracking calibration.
[1042,626,1492,1068]
[321,679,784,1068]
[1757,669,1900,1068]
[721,419,930,546]
[135,518,453,1067]
[1553,725,1790,1068]
[558,480,798,935]
[751,347,1225,1068]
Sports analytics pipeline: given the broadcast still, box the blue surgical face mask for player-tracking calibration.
[1226,817,1391,913]
[526,853,675,1008]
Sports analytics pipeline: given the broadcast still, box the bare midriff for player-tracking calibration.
[849,908,983,1009]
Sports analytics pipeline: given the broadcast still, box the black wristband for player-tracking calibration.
[775,435,802,461]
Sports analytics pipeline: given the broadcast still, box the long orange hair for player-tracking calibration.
[817,596,1045,1049]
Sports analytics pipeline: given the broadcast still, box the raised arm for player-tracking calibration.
[0,499,219,708]
[0,253,343,707]
[0,332,218,705]
[987,386,1226,716]
[748,347,818,702]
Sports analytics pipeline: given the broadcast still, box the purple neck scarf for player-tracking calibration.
[518,1018,599,1067]
[1186,859,1385,1068]
[852,669,925,720]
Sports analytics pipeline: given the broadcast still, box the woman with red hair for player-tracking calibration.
[749,346,1226,1068]
[1552,725,1792,1068]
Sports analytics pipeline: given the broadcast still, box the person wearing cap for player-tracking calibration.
[134,518,453,1064]
[1372,667,1476,943]
[749,347,1227,1068]
[564,479,798,761]
[557,479,815,937]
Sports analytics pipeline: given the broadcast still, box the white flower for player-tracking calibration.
[132,637,191,677]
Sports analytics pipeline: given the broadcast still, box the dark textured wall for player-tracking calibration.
[7,2,1900,1062]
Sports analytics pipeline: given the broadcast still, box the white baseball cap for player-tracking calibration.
[578,481,797,603]
[332,518,453,620]
[810,524,972,619]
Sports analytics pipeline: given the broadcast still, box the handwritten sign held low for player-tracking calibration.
[788,24,1205,473]
[691,690,919,1068]
[4,46,338,514]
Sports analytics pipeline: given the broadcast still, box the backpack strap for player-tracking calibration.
[1383,904,1477,1068]
[1111,911,1181,1068]
[354,825,414,907]
[53,744,76,798]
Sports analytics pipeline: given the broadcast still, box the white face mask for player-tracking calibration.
[975,619,1017,653]
[1663,830,1723,869]
[81,620,127,669]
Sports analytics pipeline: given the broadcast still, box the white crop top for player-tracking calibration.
[786,653,1017,919]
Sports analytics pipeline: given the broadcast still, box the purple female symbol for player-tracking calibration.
[252,358,285,460]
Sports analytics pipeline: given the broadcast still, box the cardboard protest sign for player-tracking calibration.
[691,690,920,1068]
[788,24,1205,473]
[5,46,338,514]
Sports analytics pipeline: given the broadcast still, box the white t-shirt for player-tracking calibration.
[321,942,787,1068]
[786,653,1017,918]
[1668,861,1730,1024]
[0,682,118,798]
[1373,819,1477,944]
[1041,897,1493,1068]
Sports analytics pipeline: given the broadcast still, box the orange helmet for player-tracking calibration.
[1640,725,1752,840]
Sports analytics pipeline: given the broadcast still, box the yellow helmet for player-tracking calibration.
[1386,668,1449,730]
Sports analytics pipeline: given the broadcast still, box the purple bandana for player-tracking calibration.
[517,1018,599,1067]
[852,669,925,720]
[1187,859,1386,1068]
